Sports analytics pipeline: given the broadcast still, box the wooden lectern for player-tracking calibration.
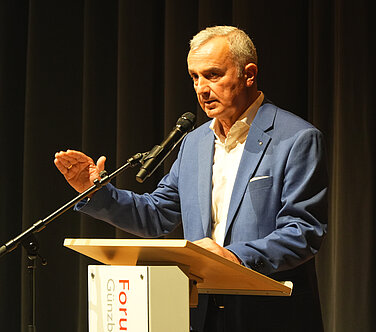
[64,238,292,332]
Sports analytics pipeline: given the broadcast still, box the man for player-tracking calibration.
[55,26,327,331]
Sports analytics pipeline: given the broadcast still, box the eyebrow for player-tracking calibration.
[188,66,223,75]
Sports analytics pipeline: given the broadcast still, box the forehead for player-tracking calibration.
[187,37,233,72]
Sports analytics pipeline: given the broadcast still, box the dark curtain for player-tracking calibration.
[0,0,374,331]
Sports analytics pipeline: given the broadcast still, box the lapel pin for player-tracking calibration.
[258,140,263,146]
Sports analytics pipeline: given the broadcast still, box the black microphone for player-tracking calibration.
[136,112,196,183]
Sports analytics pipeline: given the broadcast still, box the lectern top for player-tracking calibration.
[64,238,292,296]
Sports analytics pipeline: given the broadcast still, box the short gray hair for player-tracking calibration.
[189,26,258,74]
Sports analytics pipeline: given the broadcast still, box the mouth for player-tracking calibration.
[203,99,218,108]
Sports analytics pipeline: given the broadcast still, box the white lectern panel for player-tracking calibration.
[88,265,189,332]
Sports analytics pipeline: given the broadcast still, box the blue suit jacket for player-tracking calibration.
[78,102,328,330]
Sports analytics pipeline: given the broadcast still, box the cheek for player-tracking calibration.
[226,83,244,102]
[210,84,227,100]
[215,85,237,105]
[213,79,240,98]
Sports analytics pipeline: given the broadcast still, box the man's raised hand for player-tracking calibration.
[54,150,106,193]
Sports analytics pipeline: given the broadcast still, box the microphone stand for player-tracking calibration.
[22,234,47,332]
[0,152,146,331]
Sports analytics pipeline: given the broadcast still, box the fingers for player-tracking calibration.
[193,238,241,264]
[96,156,107,172]
[54,157,69,175]
[55,150,92,165]
[193,237,218,251]
[54,150,94,171]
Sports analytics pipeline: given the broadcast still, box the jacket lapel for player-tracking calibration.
[224,104,276,238]
[198,129,215,237]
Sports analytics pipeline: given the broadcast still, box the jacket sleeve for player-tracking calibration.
[75,140,186,238]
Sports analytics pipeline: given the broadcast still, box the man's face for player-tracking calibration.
[187,37,250,123]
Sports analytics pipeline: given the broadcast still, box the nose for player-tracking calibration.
[195,77,210,96]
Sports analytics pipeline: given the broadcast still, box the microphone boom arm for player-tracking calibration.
[0,152,146,259]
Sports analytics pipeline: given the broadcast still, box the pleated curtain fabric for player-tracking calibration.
[0,0,374,331]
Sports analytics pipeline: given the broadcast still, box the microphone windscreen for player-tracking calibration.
[176,112,196,132]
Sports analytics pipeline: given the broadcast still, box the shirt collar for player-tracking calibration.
[209,91,264,148]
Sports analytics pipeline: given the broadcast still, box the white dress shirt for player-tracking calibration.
[210,92,264,246]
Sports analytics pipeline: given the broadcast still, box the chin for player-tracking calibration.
[204,107,224,119]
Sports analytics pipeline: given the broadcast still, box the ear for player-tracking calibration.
[244,63,258,87]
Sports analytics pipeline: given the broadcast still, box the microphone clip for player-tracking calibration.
[127,152,149,166]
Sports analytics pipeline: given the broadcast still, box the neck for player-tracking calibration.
[217,90,261,137]
[218,119,235,137]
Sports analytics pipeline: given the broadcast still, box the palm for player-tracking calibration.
[67,161,99,193]
[54,150,105,193]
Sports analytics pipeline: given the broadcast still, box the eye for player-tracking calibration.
[190,73,198,82]
[206,71,221,80]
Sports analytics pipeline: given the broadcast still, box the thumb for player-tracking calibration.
[96,156,107,172]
